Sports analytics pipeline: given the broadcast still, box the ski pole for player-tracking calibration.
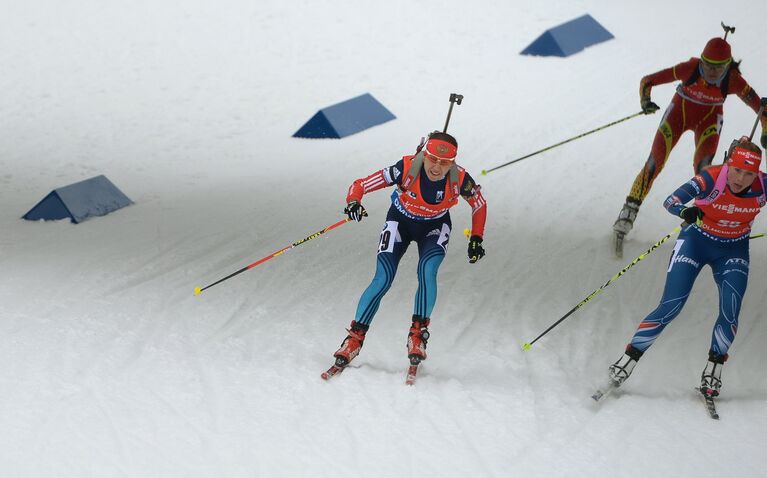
[481,111,645,175]
[522,225,682,350]
[194,218,350,295]
[748,97,767,141]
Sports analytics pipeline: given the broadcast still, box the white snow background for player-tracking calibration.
[2,1,766,477]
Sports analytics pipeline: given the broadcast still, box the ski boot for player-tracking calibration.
[700,352,727,398]
[333,320,369,368]
[593,345,644,401]
[612,197,641,258]
[609,345,644,386]
[407,316,430,365]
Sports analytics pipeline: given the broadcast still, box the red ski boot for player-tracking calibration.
[407,316,430,365]
[333,320,369,367]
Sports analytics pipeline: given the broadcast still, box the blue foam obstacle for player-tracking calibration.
[293,93,396,138]
[23,175,133,224]
[521,14,614,57]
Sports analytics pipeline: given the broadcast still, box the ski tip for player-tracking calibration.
[193,287,202,296]
[591,392,604,402]
[463,228,471,238]
[522,342,532,351]
[321,364,345,380]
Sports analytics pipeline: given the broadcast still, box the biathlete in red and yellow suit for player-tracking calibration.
[614,37,767,241]
[606,138,766,399]
[328,132,487,369]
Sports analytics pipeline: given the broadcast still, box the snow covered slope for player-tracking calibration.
[2,1,766,476]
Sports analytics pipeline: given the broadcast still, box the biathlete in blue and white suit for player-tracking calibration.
[607,137,766,398]
[328,131,487,369]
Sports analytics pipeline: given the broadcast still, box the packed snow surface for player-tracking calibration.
[2,1,766,476]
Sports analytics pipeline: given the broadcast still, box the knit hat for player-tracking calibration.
[424,132,458,161]
[728,146,762,173]
[701,37,732,64]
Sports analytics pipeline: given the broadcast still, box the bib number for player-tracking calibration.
[716,219,741,228]
[378,221,399,253]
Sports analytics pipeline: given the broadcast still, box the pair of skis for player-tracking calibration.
[321,361,421,385]
[592,380,720,420]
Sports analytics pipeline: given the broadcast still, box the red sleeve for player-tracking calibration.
[640,58,698,98]
[464,189,487,239]
[346,169,390,203]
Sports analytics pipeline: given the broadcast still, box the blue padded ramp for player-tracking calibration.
[23,175,133,224]
[294,93,396,138]
[521,14,614,57]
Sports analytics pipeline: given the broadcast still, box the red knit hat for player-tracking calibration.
[728,146,762,173]
[701,37,732,64]
[425,132,458,161]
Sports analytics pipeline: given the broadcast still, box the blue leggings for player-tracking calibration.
[354,207,451,326]
[630,225,750,356]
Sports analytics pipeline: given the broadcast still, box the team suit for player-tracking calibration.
[347,155,487,326]
[629,163,765,356]
[629,59,765,201]
[329,132,487,369]
[608,143,766,396]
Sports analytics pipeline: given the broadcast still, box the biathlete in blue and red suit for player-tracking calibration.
[607,137,766,398]
[614,36,767,242]
[329,131,487,368]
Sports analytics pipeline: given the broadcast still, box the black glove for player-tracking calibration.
[467,235,485,263]
[680,206,704,224]
[641,97,660,114]
[344,201,367,222]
